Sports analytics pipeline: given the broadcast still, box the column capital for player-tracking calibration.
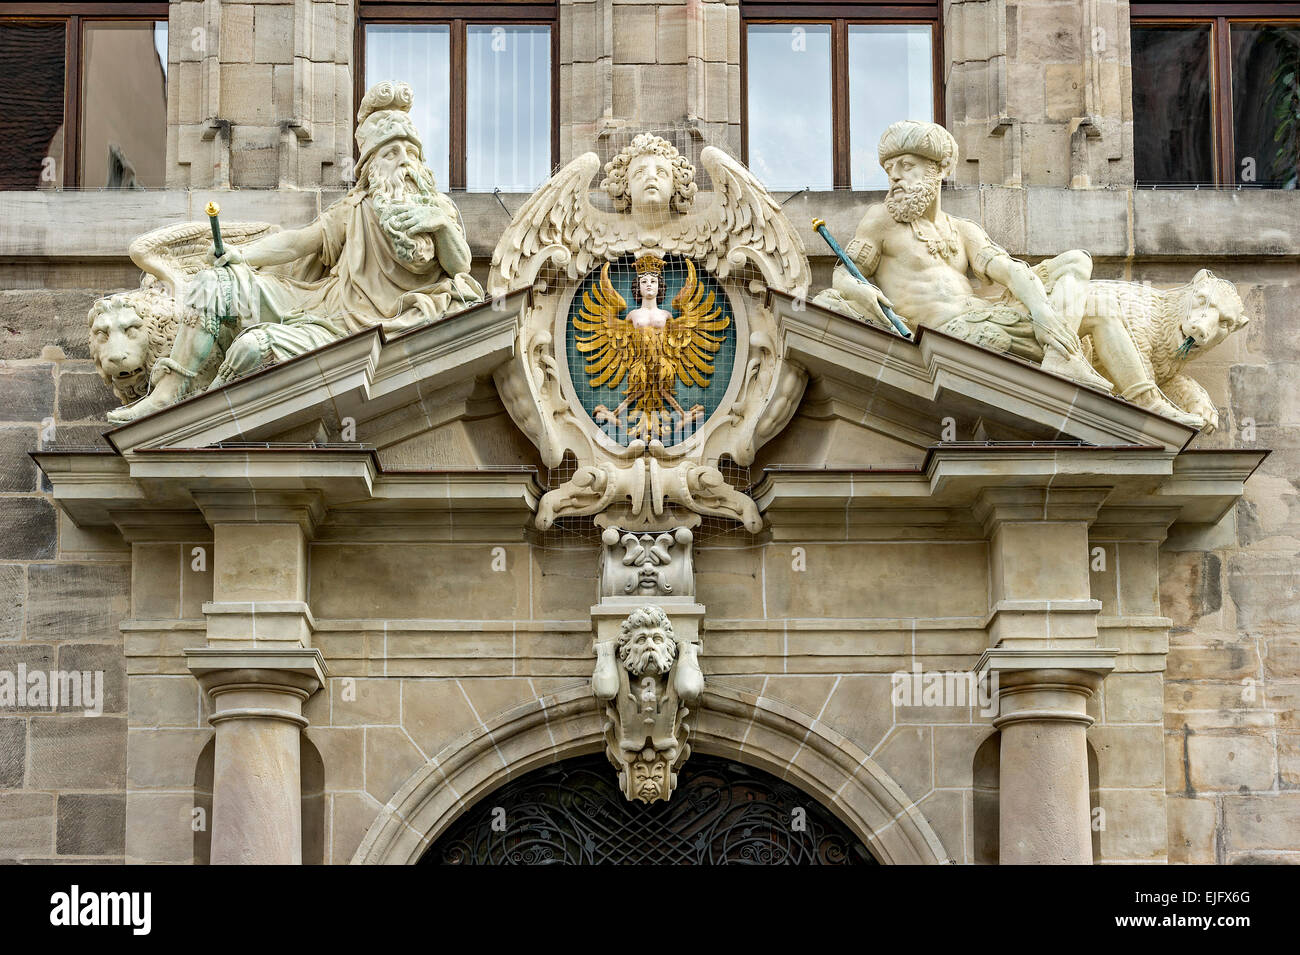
[185,647,328,705]
[977,647,1116,729]
[973,486,1111,535]
[193,490,326,537]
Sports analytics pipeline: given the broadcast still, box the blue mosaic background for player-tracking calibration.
[566,254,737,447]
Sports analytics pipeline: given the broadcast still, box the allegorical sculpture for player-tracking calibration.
[811,120,1244,429]
[103,81,482,423]
[489,133,812,532]
[88,221,278,404]
[1072,269,1247,434]
[592,605,704,803]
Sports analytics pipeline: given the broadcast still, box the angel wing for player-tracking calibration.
[572,263,637,390]
[128,220,278,299]
[488,153,635,296]
[661,146,811,296]
[664,259,730,389]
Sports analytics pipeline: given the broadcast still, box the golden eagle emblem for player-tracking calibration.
[573,256,731,443]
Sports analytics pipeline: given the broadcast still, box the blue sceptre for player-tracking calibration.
[812,217,912,340]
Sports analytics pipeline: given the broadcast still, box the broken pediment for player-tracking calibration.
[765,290,1202,467]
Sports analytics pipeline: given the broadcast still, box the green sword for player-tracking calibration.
[812,217,912,340]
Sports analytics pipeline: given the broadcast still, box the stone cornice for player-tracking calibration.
[753,444,1267,534]
[34,447,542,533]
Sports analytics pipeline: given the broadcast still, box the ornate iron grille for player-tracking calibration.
[422,754,876,865]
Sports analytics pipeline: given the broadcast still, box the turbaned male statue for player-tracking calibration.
[813,120,1208,425]
[109,81,484,424]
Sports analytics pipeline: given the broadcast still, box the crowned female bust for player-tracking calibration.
[625,255,674,329]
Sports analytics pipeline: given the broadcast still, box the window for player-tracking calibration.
[358,2,557,192]
[0,5,168,190]
[1132,4,1300,187]
[741,2,940,190]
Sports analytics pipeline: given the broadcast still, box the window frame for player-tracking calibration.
[0,2,168,189]
[1131,3,1300,185]
[356,2,559,192]
[739,1,943,190]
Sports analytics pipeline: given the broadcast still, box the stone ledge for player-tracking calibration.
[5,187,1299,261]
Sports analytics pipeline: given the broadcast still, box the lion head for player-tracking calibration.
[1174,269,1248,355]
[87,283,180,403]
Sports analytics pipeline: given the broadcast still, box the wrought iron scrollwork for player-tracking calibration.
[422,754,875,865]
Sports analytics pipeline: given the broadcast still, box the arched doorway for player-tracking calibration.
[351,684,949,864]
[421,753,877,865]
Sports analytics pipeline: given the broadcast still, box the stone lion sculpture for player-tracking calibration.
[88,220,277,405]
[1077,269,1247,434]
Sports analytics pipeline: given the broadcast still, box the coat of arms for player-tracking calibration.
[488,133,811,532]
[573,254,732,445]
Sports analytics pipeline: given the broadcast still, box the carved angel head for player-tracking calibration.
[601,134,698,215]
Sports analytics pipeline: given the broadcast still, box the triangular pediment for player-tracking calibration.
[102,292,537,471]
[761,291,1198,472]
[38,287,1264,537]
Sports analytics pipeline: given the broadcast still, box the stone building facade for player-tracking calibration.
[0,0,1297,864]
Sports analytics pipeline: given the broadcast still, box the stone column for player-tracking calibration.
[979,650,1113,864]
[974,487,1115,865]
[186,649,325,864]
[187,491,326,865]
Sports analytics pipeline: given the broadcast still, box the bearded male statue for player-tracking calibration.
[592,605,703,802]
[108,81,484,424]
[812,121,1205,425]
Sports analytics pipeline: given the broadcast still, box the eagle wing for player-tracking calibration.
[572,263,636,390]
[664,259,730,389]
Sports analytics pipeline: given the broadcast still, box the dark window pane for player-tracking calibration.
[366,24,451,189]
[0,21,66,190]
[1132,25,1214,185]
[745,23,833,190]
[848,24,933,189]
[466,24,551,192]
[1231,23,1300,189]
[81,21,169,189]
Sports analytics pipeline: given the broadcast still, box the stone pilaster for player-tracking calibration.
[975,486,1116,864]
[943,0,1133,187]
[167,0,355,189]
[561,0,740,164]
[187,490,326,864]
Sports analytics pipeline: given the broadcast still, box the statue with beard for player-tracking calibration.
[592,605,703,803]
[813,120,1119,394]
[108,81,484,423]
